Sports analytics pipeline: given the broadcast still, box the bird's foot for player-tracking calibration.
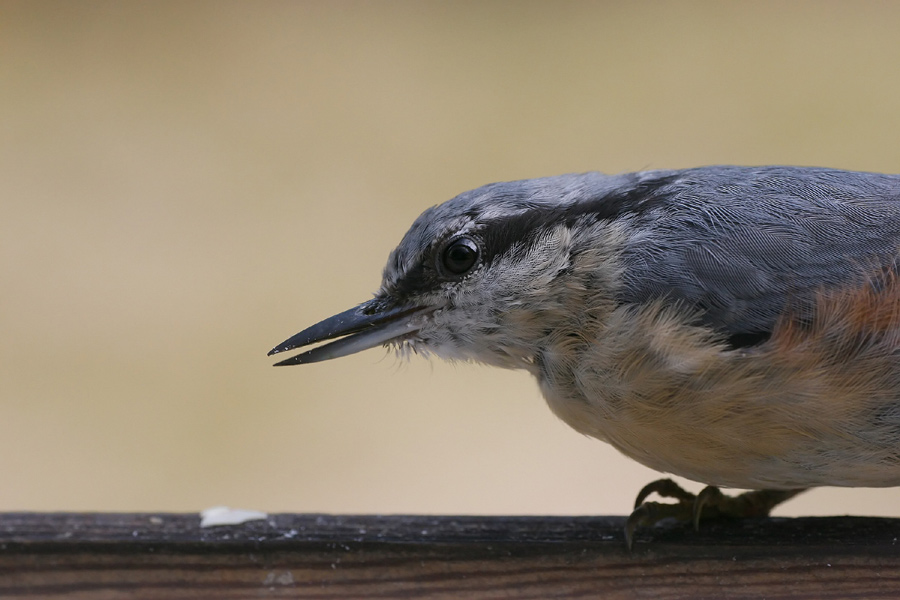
[624,478,806,550]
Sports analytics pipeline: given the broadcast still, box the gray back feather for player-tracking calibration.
[615,166,900,335]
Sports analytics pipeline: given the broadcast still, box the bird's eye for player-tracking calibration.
[441,237,480,275]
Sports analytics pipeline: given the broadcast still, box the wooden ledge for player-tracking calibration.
[2,513,900,598]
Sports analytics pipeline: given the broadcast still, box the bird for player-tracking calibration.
[269,165,900,548]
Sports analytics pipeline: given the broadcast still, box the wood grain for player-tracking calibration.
[1,513,899,598]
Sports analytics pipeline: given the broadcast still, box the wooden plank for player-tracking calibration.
[1,513,900,598]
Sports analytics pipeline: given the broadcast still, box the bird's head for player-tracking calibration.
[269,172,659,370]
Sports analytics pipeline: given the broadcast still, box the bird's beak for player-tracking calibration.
[268,300,429,366]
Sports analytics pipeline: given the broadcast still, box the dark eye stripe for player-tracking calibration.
[389,174,676,300]
[478,175,676,267]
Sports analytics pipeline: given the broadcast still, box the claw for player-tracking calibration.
[624,500,688,551]
[624,504,647,551]
[693,486,724,531]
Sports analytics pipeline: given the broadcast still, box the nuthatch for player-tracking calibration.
[270,166,900,547]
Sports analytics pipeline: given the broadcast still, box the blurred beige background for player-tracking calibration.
[3,1,900,517]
